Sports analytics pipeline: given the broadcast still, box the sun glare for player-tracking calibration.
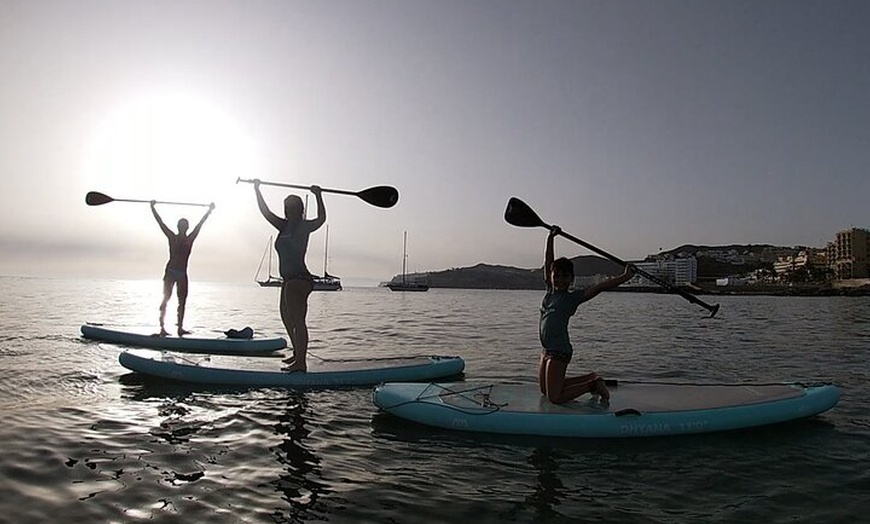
[84,92,258,226]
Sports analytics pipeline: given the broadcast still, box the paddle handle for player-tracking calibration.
[236,178,355,196]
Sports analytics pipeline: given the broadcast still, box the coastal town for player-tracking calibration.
[395,227,870,295]
[625,226,870,294]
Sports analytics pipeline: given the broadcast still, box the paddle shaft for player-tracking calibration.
[236,178,356,196]
[85,191,211,207]
[556,228,719,316]
[114,197,210,207]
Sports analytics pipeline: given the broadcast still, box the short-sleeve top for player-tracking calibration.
[539,285,589,353]
[275,220,320,280]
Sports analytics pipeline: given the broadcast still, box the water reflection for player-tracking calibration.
[270,393,333,523]
[524,447,567,521]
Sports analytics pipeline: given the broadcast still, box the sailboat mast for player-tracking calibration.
[402,231,408,284]
[324,225,329,275]
[268,235,273,278]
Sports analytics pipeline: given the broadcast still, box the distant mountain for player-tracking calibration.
[398,256,623,290]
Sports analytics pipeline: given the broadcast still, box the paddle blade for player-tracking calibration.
[504,197,548,228]
[85,191,114,206]
[358,186,399,208]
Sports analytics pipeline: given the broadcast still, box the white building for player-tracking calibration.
[625,257,698,287]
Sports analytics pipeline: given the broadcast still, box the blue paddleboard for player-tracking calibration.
[119,349,465,388]
[82,324,287,354]
[372,381,840,438]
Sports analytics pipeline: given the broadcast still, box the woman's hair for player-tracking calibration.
[552,257,574,276]
[283,195,304,220]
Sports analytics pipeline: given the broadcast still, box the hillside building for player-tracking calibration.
[773,249,827,277]
[827,228,870,279]
[625,256,697,287]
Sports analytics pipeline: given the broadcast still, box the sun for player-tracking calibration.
[84,92,259,214]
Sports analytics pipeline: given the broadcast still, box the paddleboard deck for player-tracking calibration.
[82,324,287,354]
[372,381,840,438]
[119,349,466,388]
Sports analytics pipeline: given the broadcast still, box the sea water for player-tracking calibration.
[0,276,868,523]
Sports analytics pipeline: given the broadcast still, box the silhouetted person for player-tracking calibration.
[253,181,325,372]
[150,201,214,337]
[538,226,634,404]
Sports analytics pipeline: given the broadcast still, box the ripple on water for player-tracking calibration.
[1,281,869,523]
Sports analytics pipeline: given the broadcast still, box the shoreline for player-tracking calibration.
[614,285,870,297]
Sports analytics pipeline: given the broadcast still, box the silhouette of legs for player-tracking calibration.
[158,278,174,337]
[280,279,313,372]
[538,352,606,404]
[176,276,190,336]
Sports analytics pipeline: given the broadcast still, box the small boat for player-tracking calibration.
[312,225,342,291]
[387,231,429,292]
[313,273,342,291]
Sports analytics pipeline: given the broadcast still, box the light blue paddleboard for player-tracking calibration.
[82,324,287,354]
[119,349,465,388]
[372,381,840,438]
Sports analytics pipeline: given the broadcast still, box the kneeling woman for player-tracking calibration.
[253,180,325,372]
[538,226,634,404]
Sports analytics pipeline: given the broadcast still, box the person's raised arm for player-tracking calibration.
[309,185,326,230]
[151,201,173,237]
[582,264,635,301]
[253,179,285,231]
[544,225,560,287]
[189,202,215,241]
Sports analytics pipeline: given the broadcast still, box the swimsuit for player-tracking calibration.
[539,285,588,360]
[163,234,194,282]
[163,266,186,282]
[275,220,319,281]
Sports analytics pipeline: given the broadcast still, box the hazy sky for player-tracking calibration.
[2,0,868,285]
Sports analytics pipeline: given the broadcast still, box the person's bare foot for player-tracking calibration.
[158,328,169,337]
[177,328,191,337]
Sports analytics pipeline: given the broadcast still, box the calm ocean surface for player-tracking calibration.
[0,276,868,523]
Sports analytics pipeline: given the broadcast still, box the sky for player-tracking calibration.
[1,0,868,286]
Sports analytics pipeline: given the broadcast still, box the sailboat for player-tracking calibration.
[312,225,342,291]
[387,231,429,292]
[255,236,282,287]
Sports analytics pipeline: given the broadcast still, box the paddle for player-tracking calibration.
[85,191,211,207]
[236,178,399,208]
[504,197,720,318]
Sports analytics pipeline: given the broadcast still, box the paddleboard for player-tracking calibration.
[372,381,840,438]
[119,349,465,388]
[82,324,287,354]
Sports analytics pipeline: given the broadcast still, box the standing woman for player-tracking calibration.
[253,180,325,372]
[151,201,214,337]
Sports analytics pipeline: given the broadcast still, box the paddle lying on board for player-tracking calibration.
[236,178,399,209]
[86,191,211,207]
[504,197,720,318]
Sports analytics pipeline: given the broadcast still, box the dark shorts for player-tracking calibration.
[542,349,572,364]
[163,267,187,283]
